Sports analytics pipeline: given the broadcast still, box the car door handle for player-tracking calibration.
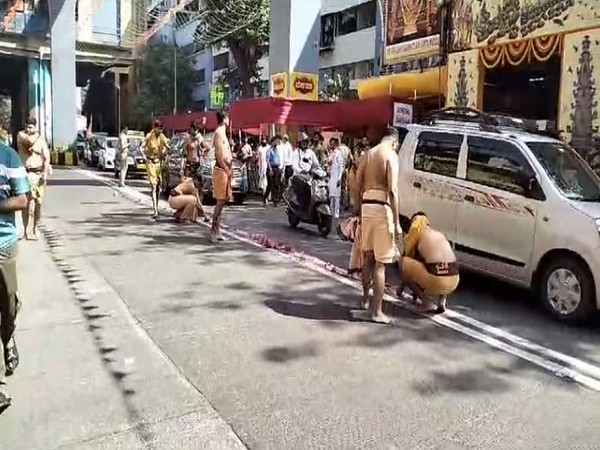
[464,195,474,202]
[413,181,421,189]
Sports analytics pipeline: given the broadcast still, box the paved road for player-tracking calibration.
[90,167,600,369]
[9,167,598,448]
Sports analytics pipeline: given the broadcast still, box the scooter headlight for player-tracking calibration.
[595,218,600,236]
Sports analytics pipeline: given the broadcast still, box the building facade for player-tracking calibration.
[0,0,137,146]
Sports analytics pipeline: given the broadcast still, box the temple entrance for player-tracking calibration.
[480,35,563,127]
[483,55,561,123]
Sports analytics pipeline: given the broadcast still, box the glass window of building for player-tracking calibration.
[337,8,357,35]
[213,53,229,71]
[357,1,376,29]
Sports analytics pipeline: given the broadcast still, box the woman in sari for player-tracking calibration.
[168,176,207,223]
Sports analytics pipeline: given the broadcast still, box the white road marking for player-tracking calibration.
[73,167,600,391]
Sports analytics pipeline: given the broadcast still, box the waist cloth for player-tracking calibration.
[212,164,233,202]
[145,157,163,185]
[360,189,397,264]
[26,167,45,200]
[401,257,460,296]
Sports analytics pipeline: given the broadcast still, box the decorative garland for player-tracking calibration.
[480,34,564,69]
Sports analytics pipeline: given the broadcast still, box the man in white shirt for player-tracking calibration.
[257,137,269,199]
[118,126,130,187]
[279,134,294,185]
[327,137,344,226]
[292,137,319,174]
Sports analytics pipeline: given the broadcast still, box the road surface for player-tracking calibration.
[2,167,600,449]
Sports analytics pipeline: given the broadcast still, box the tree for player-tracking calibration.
[319,73,353,102]
[197,0,269,98]
[132,43,195,125]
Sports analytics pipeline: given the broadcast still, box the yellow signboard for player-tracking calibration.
[289,72,318,101]
[270,72,288,98]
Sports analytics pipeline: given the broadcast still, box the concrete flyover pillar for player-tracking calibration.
[49,0,77,150]
[268,0,321,101]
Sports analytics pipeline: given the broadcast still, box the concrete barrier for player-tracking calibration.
[50,151,79,166]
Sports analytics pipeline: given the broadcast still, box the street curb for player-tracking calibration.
[72,167,600,392]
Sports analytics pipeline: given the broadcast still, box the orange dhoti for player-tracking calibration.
[361,189,397,264]
[212,165,233,202]
[168,194,200,221]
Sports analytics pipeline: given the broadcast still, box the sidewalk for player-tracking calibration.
[0,235,246,449]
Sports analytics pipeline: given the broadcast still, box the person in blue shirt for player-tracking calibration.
[263,135,282,206]
[0,141,30,413]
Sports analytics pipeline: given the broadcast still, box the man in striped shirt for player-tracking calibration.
[0,141,30,413]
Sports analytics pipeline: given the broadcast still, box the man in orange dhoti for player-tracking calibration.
[211,111,233,243]
[353,127,401,324]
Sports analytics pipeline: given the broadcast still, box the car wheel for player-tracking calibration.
[234,194,246,205]
[114,168,119,179]
[539,255,596,323]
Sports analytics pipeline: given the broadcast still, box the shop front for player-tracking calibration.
[447,0,600,166]
[358,0,447,115]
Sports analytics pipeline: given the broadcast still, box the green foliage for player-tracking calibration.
[198,0,270,97]
[319,74,354,102]
[132,43,195,125]
[0,96,11,127]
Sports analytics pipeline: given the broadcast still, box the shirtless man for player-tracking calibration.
[397,212,459,313]
[353,127,401,324]
[211,111,233,243]
[142,120,170,218]
[17,118,50,240]
[181,121,205,180]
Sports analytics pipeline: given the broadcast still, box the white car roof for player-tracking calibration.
[405,121,560,146]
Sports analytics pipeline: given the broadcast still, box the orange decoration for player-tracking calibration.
[480,34,564,69]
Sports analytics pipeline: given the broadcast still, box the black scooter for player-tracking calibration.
[283,168,333,237]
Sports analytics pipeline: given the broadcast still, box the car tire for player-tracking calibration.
[234,194,246,205]
[539,255,596,323]
[114,168,119,180]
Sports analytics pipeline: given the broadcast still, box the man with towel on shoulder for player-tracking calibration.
[397,212,459,314]
[353,127,402,324]
[211,111,233,243]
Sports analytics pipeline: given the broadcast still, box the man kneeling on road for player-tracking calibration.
[397,212,460,314]
[0,140,30,412]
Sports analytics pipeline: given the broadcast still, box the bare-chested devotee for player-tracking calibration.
[181,121,205,180]
[354,127,401,324]
[211,111,233,243]
[397,212,460,314]
[17,118,50,240]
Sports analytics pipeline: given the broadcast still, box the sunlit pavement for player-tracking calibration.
[4,166,600,449]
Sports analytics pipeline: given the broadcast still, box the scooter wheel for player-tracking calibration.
[318,216,332,237]
[287,212,300,228]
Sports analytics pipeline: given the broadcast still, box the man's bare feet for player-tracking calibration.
[371,313,392,324]
[210,233,218,243]
[360,295,369,310]
[216,232,226,241]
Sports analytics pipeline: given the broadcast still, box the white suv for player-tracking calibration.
[397,108,600,322]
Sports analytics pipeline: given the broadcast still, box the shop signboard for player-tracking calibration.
[289,72,318,101]
[392,102,413,126]
[210,84,226,110]
[384,0,440,65]
[270,72,288,98]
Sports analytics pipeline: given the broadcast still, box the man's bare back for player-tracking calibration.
[417,228,456,264]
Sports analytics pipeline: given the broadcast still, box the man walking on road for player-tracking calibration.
[279,134,294,186]
[17,118,50,240]
[118,126,130,187]
[0,140,30,412]
[211,111,233,243]
[264,136,282,206]
[327,137,344,230]
[353,127,401,324]
[142,120,170,219]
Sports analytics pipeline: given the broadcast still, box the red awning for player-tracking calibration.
[229,97,337,130]
[332,96,397,131]
[154,111,218,132]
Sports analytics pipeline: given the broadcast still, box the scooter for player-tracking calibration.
[283,168,333,237]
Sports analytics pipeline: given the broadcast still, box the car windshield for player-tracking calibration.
[526,141,600,201]
[106,139,118,149]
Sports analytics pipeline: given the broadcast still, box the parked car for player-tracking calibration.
[162,132,190,196]
[98,137,118,171]
[84,133,107,167]
[397,107,600,323]
[114,135,146,179]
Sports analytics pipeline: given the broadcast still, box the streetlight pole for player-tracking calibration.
[374,0,385,76]
[172,25,178,114]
